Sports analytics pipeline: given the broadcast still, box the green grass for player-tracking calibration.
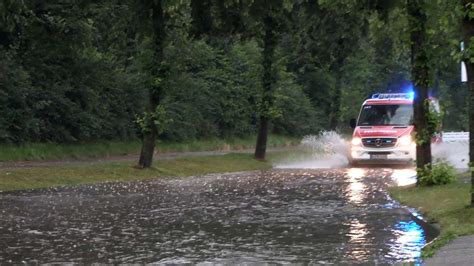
[0,141,142,162]
[0,135,299,162]
[0,153,281,192]
[389,175,474,257]
[155,135,298,152]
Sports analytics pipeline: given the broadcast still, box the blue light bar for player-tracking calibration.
[371,93,414,100]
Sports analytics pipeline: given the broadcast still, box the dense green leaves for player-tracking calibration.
[0,1,142,143]
[0,0,467,146]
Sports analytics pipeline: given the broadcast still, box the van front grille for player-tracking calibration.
[362,138,397,148]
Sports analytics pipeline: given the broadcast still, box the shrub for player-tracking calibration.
[418,160,457,186]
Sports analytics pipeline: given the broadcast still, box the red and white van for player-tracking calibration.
[349,93,418,165]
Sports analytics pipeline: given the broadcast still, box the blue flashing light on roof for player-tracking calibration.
[370,93,414,100]
[401,83,414,93]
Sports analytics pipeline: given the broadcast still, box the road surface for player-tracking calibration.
[0,168,437,264]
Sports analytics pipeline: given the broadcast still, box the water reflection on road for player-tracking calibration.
[0,168,435,264]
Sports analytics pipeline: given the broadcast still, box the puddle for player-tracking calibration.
[0,169,436,264]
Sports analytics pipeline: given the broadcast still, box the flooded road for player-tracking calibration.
[0,168,436,264]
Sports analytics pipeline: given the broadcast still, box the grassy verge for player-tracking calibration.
[389,174,474,257]
[0,135,299,162]
[0,152,292,192]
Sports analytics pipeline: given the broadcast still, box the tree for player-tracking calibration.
[0,0,468,170]
[407,0,432,177]
[248,1,294,160]
[313,2,372,130]
[254,12,278,160]
[136,0,166,168]
[194,0,296,160]
[190,0,212,38]
[462,0,474,205]
[282,0,403,130]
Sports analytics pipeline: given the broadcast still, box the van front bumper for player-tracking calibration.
[350,145,415,164]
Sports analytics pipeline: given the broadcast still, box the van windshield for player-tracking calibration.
[358,104,413,126]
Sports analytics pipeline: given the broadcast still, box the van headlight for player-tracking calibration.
[351,137,362,146]
[398,135,412,146]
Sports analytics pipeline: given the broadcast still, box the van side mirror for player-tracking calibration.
[349,118,356,129]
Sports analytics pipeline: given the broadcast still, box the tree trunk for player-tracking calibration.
[191,0,212,38]
[329,70,342,130]
[138,90,159,168]
[138,0,165,168]
[408,0,432,177]
[138,111,158,168]
[329,45,346,130]
[255,15,277,160]
[468,61,474,206]
[462,0,474,206]
[255,116,269,160]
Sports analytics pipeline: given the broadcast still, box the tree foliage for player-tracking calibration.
[0,0,466,155]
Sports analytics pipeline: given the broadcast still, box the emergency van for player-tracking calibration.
[349,93,418,165]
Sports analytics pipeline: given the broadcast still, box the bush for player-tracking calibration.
[418,160,457,186]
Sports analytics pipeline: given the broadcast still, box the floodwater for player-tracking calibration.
[0,168,437,264]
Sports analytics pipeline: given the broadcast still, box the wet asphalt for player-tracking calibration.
[0,168,437,264]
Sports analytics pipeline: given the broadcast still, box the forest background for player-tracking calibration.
[0,1,466,149]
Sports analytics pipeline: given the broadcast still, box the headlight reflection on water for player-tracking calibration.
[346,168,366,179]
[344,218,370,260]
[345,168,368,204]
[390,169,417,187]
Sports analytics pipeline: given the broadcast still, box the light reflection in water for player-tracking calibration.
[346,168,366,179]
[345,168,367,204]
[344,168,372,261]
[345,218,370,260]
[345,168,426,264]
[0,168,435,264]
[388,220,425,264]
[390,169,417,187]
[388,169,426,264]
